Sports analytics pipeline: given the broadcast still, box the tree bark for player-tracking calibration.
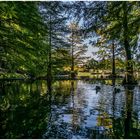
[47,15,52,87]
[112,41,116,78]
[124,86,134,138]
[71,30,75,79]
[122,2,135,84]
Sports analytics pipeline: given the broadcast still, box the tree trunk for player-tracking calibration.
[47,15,52,86]
[71,30,75,79]
[124,86,134,138]
[112,41,116,78]
[122,2,135,84]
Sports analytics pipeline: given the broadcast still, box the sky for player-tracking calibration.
[86,45,93,58]
[83,36,99,60]
[85,44,99,60]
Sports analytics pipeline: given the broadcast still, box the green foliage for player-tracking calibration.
[0,2,48,78]
[67,22,88,71]
[39,2,70,78]
[0,2,70,79]
[74,1,140,82]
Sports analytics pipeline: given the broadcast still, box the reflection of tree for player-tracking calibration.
[43,80,76,138]
[111,79,124,138]
[42,81,55,138]
[111,79,133,138]
[112,84,140,138]
[70,81,79,132]
[124,86,134,138]
[95,83,113,138]
[0,81,50,138]
[112,79,116,138]
[115,85,139,138]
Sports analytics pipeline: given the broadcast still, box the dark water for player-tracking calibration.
[0,80,140,139]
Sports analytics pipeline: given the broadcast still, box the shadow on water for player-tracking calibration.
[0,79,140,138]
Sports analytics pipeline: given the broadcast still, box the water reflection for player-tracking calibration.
[124,85,134,138]
[0,80,140,138]
[111,81,140,138]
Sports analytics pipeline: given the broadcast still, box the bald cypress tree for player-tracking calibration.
[39,2,69,82]
[0,2,48,78]
[67,22,87,79]
[75,1,140,84]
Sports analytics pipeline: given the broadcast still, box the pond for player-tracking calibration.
[0,80,140,138]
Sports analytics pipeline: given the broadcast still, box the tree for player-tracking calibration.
[67,22,87,78]
[0,1,70,80]
[84,58,98,71]
[75,1,140,84]
[0,2,48,78]
[39,1,69,83]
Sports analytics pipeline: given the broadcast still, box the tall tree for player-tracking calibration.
[0,2,48,78]
[75,1,140,84]
[67,22,87,78]
[39,1,69,82]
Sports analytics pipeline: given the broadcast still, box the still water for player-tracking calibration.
[0,80,140,138]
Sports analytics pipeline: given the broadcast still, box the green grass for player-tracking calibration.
[78,72,93,78]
